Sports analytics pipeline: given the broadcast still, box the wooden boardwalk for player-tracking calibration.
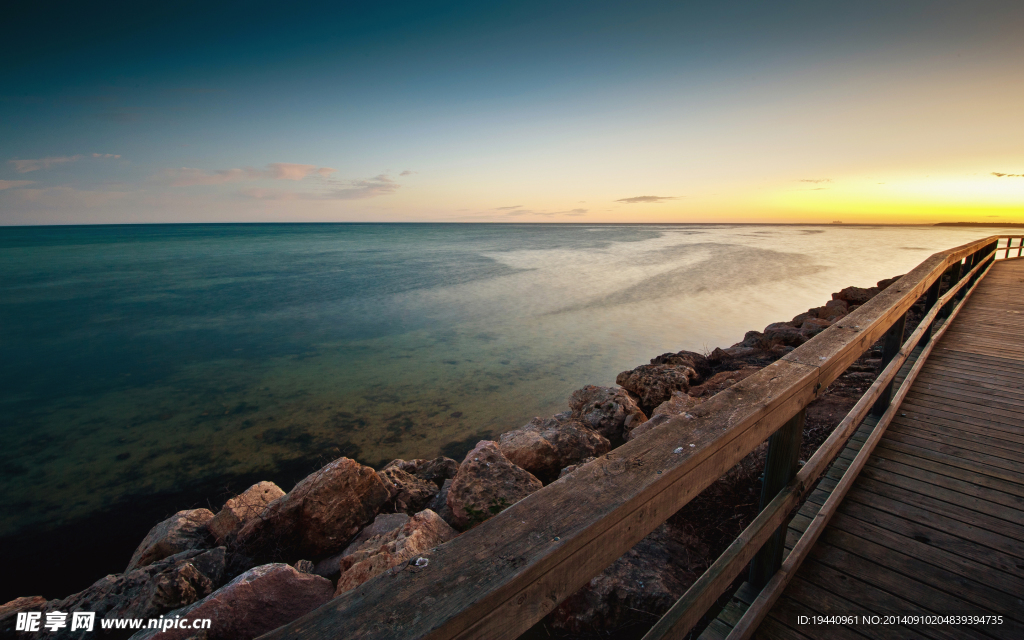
[739,259,1024,639]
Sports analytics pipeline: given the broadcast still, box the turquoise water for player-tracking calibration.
[0,223,1011,550]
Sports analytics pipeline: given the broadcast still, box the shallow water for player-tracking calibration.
[0,223,1012,582]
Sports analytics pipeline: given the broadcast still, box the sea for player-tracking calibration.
[0,222,1014,600]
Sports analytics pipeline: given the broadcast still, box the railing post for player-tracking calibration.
[920,277,941,346]
[871,312,907,416]
[748,408,805,589]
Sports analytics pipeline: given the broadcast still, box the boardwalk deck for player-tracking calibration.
[744,259,1024,639]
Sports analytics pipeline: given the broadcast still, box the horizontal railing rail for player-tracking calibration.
[260,235,1009,640]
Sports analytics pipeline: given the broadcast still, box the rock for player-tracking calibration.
[762,322,807,347]
[720,346,758,358]
[557,457,596,480]
[236,457,389,562]
[381,457,459,488]
[648,350,712,378]
[334,509,457,596]
[877,275,903,290]
[127,509,214,572]
[568,385,648,441]
[293,560,315,573]
[499,416,609,482]
[833,286,880,305]
[49,548,226,628]
[447,441,543,529]
[427,478,456,527]
[615,364,699,415]
[311,512,412,580]
[0,596,48,636]
[734,330,766,348]
[799,318,832,337]
[627,392,703,441]
[208,481,285,544]
[129,564,333,640]
[688,367,761,398]
[547,523,707,634]
[377,466,439,514]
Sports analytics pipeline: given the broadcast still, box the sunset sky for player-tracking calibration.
[2,1,1022,225]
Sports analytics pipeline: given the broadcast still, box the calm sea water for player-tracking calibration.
[0,223,1012,595]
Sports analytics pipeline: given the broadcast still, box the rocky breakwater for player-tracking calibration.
[2,275,921,640]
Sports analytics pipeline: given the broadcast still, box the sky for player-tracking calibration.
[1,0,1022,225]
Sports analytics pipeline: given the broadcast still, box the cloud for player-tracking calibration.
[10,155,83,173]
[0,180,34,190]
[399,170,416,176]
[326,174,400,199]
[615,195,678,204]
[234,174,402,201]
[166,163,337,186]
[799,178,831,183]
[992,172,1024,178]
[9,153,121,173]
[500,207,589,217]
[496,205,523,210]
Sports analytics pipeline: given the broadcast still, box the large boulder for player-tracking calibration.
[311,513,410,580]
[45,548,226,633]
[129,564,333,640]
[833,286,879,306]
[236,457,389,562]
[208,481,285,544]
[377,467,439,514]
[649,351,712,378]
[615,364,700,415]
[427,478,456,527]
[547,523,708,634]
[627,392,703,442]
[762,322,807,347]
[568,385,648,441]
[446,441,543,530]
[381,457,458,488]
[0,597,48,637]
[799,318,832,338]
[127,509,214,572]
[499,416,609,483]
[334,509,457,596]
[689,368,761,399]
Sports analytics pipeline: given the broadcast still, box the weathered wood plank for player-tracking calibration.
[825,511,1024,608]
[858,454,1024,512]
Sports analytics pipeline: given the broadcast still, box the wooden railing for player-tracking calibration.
[260,235,1013,640]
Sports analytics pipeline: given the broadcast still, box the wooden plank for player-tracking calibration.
[879,431,1024,477]
[902,390,1024,423]
[825,511,1024,608]
[791,561,966,640]
[915,370,1024,399]
[836,484,1024,561]
[820,498,1024,580]
[890,414,1024,448]
[807,541,1020,640]
[858,454,1024,512]
[850,475,1024,542]
[895,399,1024,437]
[855,465,1024,528]
[864,440,1024,496]
[887,421,1024,460]
[905,382,1024,411]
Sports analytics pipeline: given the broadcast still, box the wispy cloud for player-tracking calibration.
[992,172,1024,178]
[166,163,337,186]
[615,195,678,204]
[8,153,120,173]
[799,178,831,183]
[235,173,402,201]
[0,179,34,190]
[496,205,522,210]
[10,155,82,173]
[399,170,416,176]
[326,174,400,199]
[500,207,588,217]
